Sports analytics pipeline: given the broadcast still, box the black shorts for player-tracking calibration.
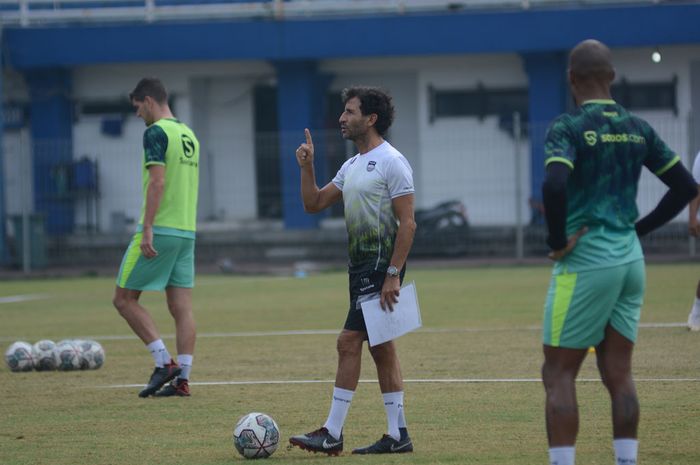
[344,267,406,333]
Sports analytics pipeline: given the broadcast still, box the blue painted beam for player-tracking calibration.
[4,3,700,69]
[522,52,569,223]
[275,60,331,229]
[26,68,75,235]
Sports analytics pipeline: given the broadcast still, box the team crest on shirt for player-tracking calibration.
[366,161,376,172]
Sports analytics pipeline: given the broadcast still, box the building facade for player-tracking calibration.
[2,1,700,263]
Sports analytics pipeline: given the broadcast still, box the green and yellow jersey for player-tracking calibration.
[544,99,679,272]
[138,118,200,239]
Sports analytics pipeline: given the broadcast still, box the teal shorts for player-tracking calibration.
[542,259,645,348]
[116,233,195,291]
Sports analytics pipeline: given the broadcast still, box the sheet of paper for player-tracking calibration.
[360,281,422,347]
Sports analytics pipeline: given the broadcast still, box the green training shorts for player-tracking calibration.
[116,233,195,291]
[542,259,645,349]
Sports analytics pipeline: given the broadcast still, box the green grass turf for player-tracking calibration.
[0,263,698,464]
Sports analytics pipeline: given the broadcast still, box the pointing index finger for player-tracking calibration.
[305,128,313,146]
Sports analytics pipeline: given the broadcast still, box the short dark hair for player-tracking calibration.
[568,39,614,84]
[341,86,395,136]
[129,77,168,104]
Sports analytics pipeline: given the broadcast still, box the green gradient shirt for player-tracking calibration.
[138,118,200,238]
[544,100,679,272]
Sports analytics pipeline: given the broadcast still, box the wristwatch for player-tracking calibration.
[386,265,400,277]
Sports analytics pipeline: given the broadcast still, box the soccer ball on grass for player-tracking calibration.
[32,340,59,371]
[56,340,82,371]
[75,340,105,370]
[232,412,280,459]
[4,341,34,372]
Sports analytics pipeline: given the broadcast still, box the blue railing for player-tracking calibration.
[0,1,680,27]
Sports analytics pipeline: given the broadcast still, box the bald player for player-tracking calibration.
[540,39,696,465]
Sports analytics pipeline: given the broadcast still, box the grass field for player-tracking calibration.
[1,263,699,465]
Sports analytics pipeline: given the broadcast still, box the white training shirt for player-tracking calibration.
[332,140,415,273]
[692,151,700,220]
[692,151,700,184]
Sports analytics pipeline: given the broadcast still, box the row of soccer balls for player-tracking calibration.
[4,339,105,372]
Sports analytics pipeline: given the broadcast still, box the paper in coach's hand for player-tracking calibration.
[360,281,422,347]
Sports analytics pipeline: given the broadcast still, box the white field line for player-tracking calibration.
[0,294,48,304]
[196,276,293,286]
[0,322,690,343]
[100,377,700,389]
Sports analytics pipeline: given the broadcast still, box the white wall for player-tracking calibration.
[2,129,32,217]
[323,54,531,225]
[72,61,273,100]
[613,45,700,123]
[72,115,144,232]
[417,54,530,225]
[614,45,700,219]
[2,70,32,225]
[70,60,272,231]
[193,76,258,221]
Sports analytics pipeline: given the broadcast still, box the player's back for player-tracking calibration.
[544,100,679,271]
[140,118,200,235]
[563,100,653,232]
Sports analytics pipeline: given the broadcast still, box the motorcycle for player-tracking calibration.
[412,200,469,256]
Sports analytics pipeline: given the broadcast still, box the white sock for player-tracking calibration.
[146,339,170,368]
[398,402,407,429]
[177,354,193,380]
[548,446,575,465]
[613,438,638,465]
[382,391,403,441]
[323,387,354,440]
[692,297,700,315]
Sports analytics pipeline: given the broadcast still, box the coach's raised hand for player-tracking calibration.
[295,128,314,168]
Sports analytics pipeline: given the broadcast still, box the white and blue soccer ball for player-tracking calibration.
[4,341,34,372]
[75,340,105,370]
[56,340,82,371]
[233,412,280,459]
[32,340,59,371]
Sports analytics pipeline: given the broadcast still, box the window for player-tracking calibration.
[429,84,529,137]
[611,77,677,114]
[429,85,528,121]
[79,97,176,116]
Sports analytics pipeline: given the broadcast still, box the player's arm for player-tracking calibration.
[541,119,586,260]
[302,181,342,214]
[635,162,697,237]
[542,161,569,250]
[141,125,168,258]
[141,165,165,258]
[381,193,416,311]
[541,161,587,261]
[295,128,342,213]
